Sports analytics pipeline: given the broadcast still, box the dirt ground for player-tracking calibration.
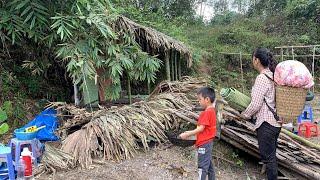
[38,141,265,180]
[4,94,319,180]
[37,95,320,180]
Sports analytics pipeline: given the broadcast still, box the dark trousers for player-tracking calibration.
[257,122,281,180]
[197,140,215,180]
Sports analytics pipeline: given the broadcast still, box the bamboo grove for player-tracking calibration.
[0,0,164,100]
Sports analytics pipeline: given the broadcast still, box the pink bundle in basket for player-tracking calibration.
[274,60,314,89]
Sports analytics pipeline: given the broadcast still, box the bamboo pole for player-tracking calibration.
[275,45,320,49]
[239,52,244,92]
[280,133,320,160]
[292,47,294,60]
[127,76,132,104]
[312,46,315,92]
[281,128,320,151]
[146,44,152,94]
[220,52,320,57]
[147,81,151,94]
[165,51,171,81]
[73,84,80,106]
[174,51,178,81]
[177,53,181,80]
[171,50,175,81]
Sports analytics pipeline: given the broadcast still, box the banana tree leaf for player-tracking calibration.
[0,123,9,135]
[0,110,8,123]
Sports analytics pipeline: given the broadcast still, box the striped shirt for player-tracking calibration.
[242,69,281,130]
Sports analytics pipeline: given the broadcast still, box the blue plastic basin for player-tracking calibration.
[14,128,37,140]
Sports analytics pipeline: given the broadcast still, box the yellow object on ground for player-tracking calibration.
[25,125,46,133]
[25,126,37,132]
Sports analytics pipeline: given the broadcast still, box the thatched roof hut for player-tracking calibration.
[117,16,192,81]
[83,16,193,105]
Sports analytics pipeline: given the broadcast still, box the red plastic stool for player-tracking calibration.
[298,122,318,138]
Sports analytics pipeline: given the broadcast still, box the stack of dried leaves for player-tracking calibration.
[38,77,207,172]
[35,144,76,176]
[61,93,196,168]
[149,76,207,97]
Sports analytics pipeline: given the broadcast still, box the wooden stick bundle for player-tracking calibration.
[219,106,320,180]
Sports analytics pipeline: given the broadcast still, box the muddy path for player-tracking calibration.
[38,141,265,180]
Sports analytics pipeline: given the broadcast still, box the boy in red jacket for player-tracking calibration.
[180,87,216,180]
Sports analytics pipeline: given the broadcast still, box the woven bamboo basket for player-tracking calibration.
[276,86,307,123]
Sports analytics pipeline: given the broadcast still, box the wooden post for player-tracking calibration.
[177,53,181,80]
[281,48,284,62]
[146,44,151,94]
[165,51,171,81]
[170,50,175,81]
[174,51,178,81]
[292,47,294,60]
[240,52,244,92]
[147,81,151,94]
[312,46,315,92]
[73,84,80,106]
[127,75,132,104]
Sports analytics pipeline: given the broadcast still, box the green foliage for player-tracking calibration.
[1,0,164,101]
[50,0,162,100]
[112,0,197,21]
[1,0,320,106]
[0,102,10,135]
[2,101,13,118]
[285,0,319,20]
[210,11,239,25]
[0,0,50,43]
[232,151,244,167]
[0,109,7,123]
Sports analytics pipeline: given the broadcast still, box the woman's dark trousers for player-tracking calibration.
[257,122,281,180]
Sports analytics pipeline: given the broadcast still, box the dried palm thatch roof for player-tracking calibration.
[116,16,192,67]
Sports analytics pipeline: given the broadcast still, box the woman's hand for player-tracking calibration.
[239,114,248,120]
[277,117,284,125]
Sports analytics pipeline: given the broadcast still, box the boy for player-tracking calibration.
[179,87,216,180]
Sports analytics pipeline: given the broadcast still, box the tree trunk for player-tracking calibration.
[96,67,112,103]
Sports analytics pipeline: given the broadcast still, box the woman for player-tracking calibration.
[241,48,281,180]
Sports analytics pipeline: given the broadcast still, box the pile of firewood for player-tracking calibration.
[221,107,320,179]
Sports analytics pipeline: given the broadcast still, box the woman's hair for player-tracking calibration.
[252,48,277,72]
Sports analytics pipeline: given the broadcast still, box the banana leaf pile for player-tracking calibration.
[61,93,194,167]
[35,144,76,176]
[39,77,206,172]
